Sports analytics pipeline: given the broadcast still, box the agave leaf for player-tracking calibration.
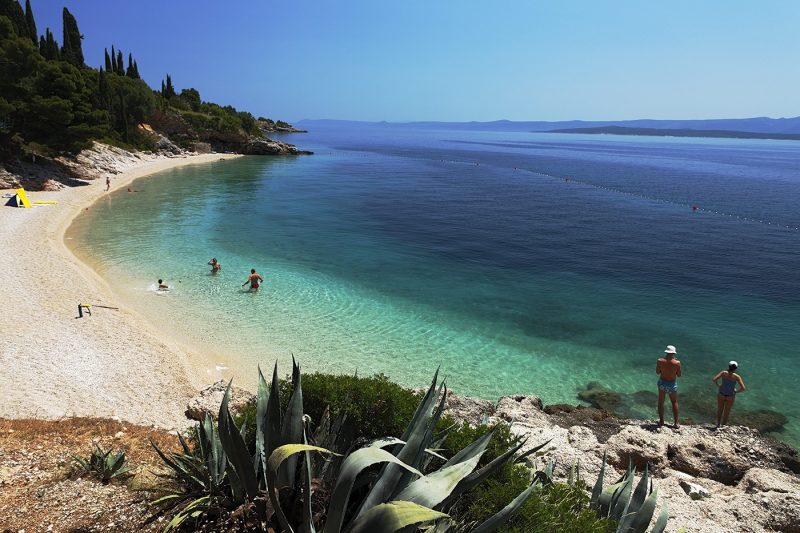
[151,493,184,506]
[302,429,316,533]
[443,438,527,509]
[347,501,448,533]
[625,466,651,519]
[355,371,443,518]
[471,482,539,533]
[325,446,423,533]
[218,380,259,501]
[267,444,334,533]
[609,470,634,522]
[627,487,659,533]
[265,362,283,460]
[442,428,494,469]
[514,438,552,464]
[590,451,607,510]
[395,451,484,509]
[649,502,669,533]
[278,370,305,487]
[370,437,449,462]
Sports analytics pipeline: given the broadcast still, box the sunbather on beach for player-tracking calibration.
[656,345,682,428]
[242,269,263,291]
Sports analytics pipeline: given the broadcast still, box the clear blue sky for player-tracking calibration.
[31,0,800,122]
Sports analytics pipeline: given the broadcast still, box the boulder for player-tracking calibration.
[604,425,671,473]
[192,142,212,154]
[242,138,313,156]
[679,479,711,500]
[738,467,800,494]
[577,381,623,412]
[442,391,495,425]
[155,134,182,154]
[186,381,256,421]
[494,395,548,427]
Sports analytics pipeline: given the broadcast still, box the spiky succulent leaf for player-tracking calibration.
[591,451,607,510]
[395,451,484,509]
[267,444,334,533]
[649,503,669,533]
[626,488,660,533]
[471,482,539,533]
[325,446,423,533]
[277,369,305,487]
[347,501,448,533]
[217,381,259,501]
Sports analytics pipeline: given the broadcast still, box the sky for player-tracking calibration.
[31,0,800,123]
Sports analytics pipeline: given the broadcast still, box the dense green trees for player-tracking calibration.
[1,0,290,157]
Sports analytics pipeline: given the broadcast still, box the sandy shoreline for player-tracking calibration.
[0,151,241,429]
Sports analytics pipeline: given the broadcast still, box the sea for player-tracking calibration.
[68,123,800,447]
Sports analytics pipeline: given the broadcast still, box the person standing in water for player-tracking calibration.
[242,268,264,291]
[208,257,221,273]
[157,279,169,290]
[712,361,746,428]
[656,345,682,428]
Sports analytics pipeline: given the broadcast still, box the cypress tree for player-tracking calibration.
[164,74,175,99]
[132,60,140,79]
[126,52,134,77]
[24,0,36,44]
[104,48,111,71]
[42,27,58,60]
[161,80,165,96]
[0,0,28,37]
[116,49,124,75]
[61,7,84,67]
[98,67,109,109]
[110,45,117,73]
[39,34,45,54]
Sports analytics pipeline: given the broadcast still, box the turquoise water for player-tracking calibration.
[69,126,800,446]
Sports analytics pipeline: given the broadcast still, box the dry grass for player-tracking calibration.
[0,417,184,532]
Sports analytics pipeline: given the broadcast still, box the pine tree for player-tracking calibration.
[24,0,36,44]
[61,7,84,67]
[116,49,124,75]
[104,48,111,71]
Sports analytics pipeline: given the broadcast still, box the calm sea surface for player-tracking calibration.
[69,124,800,446]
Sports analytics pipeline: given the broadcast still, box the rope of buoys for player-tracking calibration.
[427,156,800,231]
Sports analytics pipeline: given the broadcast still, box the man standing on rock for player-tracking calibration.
[656,345,682,428]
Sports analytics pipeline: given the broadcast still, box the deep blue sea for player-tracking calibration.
[69,124,800,446]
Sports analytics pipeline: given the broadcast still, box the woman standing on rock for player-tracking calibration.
[712,361,746,428]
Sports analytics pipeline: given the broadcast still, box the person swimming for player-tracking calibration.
[242,268,264,291]
[712,361,746,428]
[208,257,221,273]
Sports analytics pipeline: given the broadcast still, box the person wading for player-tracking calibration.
[656,345,682,428]
[242,268,264,291]
[712,361,746,428]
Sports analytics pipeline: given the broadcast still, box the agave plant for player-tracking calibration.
[152,361,547,532]
[73,444,132,484]
[589,453,669,533]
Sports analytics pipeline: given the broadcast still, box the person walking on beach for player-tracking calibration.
[656,345,682,428]
[105,176,111,191]
[712,361,746,428]
[208,257,221,273]
[242,268,264,291]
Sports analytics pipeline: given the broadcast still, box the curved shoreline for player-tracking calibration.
[0,150,241,430]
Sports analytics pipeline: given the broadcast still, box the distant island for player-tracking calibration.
[548,125,800,141]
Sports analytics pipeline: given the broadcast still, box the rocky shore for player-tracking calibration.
[187,381,800,532]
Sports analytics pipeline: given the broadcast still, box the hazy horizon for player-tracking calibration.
[32,1,800,123]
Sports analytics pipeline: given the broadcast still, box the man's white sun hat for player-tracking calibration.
[664,345,677,354]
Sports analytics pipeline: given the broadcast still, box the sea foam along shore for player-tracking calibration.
[0,146,242,430]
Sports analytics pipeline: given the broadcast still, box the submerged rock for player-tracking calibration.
[577,381,622,411]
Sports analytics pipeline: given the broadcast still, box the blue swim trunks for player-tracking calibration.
[658,379,677,393]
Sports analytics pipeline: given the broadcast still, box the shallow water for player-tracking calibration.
[69,126,800,446]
